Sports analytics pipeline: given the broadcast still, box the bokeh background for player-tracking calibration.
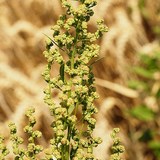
[0,0,160,159]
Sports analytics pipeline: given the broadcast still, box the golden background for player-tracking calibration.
[0,0,160,159]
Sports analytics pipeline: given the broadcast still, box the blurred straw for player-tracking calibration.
[95,77,139,98]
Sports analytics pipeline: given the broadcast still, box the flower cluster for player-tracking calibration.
[42,0,108,159]
[8,122,25,159]
[0,136,9,160]
[24,107,43,159]
[8,107,43,159]
[110,128,125,160]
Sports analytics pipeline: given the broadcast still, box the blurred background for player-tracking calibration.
[0,0,160,159]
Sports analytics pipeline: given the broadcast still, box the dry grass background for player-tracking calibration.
[0,0,160,159]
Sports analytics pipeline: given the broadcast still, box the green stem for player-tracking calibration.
[66,125,71,160]
[65,20,79,159]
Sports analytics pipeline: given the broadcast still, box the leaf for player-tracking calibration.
[156,89,160,98]
[149,141,160,150]
[68,105,75,115]
[154,51,160,60]
[129,105,155,121]
[133,66,153,79]
[138,0,145,10]
[140,54,154,66]
[127,80,148,90]
[60,63,65,82]
[138,0,149,18]
[139,129,153,142]
[140,53,160,71]
[43,33,64,51]
[153,26,160,36]
[149,141,160,158]
[14,156,20,160]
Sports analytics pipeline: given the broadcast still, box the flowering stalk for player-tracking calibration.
[110,128,125,160]
[42,0,108,159]
[0,1,126,160]
[0,136,9,160]
[8,108,43,160]
[24,108,43,159]
[8,122,25,159]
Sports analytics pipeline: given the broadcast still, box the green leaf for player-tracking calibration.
[138,0,148,18]
[129,105,155,121]
[139,129,153,142]
[153,26,160,36]
[156,89,160,98]
[14,156,20,160]
[154,51,160,60]
[141,54,159,70]
[138,0,145,10]
[127,80,148,90]
[68,105,75,115]
[60,63,65,82]
[149,141,160,150]
[133,66,153,79]
[149,141,160,158]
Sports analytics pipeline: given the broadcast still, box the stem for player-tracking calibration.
[65,31,78,160]
[64,17,81,159]
[66,125,71,160]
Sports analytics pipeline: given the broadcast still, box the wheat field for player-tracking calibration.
[0,0,160,159]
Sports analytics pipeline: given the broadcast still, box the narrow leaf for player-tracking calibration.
[129,105,155,121]
[133,66,153,79]
[60,63,65,82]
[68,105,75,115]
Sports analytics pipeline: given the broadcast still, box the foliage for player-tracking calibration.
[128,50,160,159]
[129,105,155,121]
[110,128,125,160]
